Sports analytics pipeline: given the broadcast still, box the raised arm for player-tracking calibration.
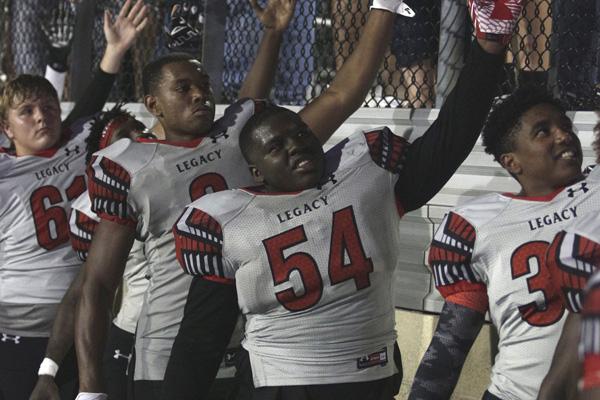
[394,0,523,211]
[409,301,485,399]
[298,3,399,144]
[237,0,297,99]
[75,220,135,394]
[65,0,149,125]
[161,278,239,400]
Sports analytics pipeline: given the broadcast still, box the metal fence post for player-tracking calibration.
[202,0,227,103]
[70,0,95,102]
[435,0,467,107]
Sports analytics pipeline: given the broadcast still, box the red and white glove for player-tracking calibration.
[370,0,415,18]
[468,0,523,44]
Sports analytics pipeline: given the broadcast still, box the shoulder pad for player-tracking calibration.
[93,138,156,175]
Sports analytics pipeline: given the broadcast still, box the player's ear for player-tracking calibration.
[1,120,14,140]
[249,165,264,185]
[500,152,522,175]
[144,94,162,119]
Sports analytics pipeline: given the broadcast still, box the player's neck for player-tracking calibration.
[518,174,585,198]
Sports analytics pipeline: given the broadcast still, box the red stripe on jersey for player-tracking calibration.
[69,210,98,261]
[429,212,481,298]
[548,231,600,313]
[584,284,600,316]
[97,213,137,228]
[87,157,136,224]
[438,280,487,304]
[201,275,235,285]
[447,212,476,243]
[364,128,408,174]
[446,290,489,314]
[582,354,600,390]
[173,208,226,277]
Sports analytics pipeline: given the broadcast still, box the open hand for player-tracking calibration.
[103,0,150,54]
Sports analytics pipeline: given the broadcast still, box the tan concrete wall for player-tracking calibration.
[394,309,493,400]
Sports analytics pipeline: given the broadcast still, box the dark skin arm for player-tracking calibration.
[64,0,149,126]
[238,0,296,100]
[75,219,135,392]
[298,9,395,145]
[29,270,86,400]
[538,313,581,400]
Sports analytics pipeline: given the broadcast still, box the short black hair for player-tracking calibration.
[142,53,199,95]
[85,102,136,164]
[239,102,293,163]
[482,85,566,162]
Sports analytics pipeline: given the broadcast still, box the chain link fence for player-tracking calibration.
[0,0,598,110]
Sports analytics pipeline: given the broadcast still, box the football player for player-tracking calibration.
[0,1,148,399]
[74,1,419,399]
[534,119,600,400]
[579,265,600,400]
[71,105,152,400]
[409,85,600,399]
[165,3,513,398]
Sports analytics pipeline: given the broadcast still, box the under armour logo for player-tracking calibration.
[113,349,132,361]
[65,145,80,156]
[567,182,589,198]
[317,174,337,190]
[1,333,21,344]
[211,130,229,143]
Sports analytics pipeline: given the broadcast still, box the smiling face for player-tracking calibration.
[3,94,62,156]
[245,110,325,192]
[500,103,584,196]
[145,60,215,141]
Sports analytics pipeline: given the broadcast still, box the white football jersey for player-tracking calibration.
[430,178,600,400]
[69,192,148,334]
[173,129,408,387]
[0,121,90,336]
[87,99,260,380]
[580,269,600,390]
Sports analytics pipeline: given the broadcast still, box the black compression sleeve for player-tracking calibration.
[63,68,116,128]
[408,302,485,400]
[397,41,504,212]
[161,277,239,400]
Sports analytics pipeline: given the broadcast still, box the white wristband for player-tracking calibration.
[37,357,59,377]
[75,393,108,400]
[370,0,416,17]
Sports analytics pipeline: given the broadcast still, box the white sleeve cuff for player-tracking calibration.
[37,357,59,377]
[370,0,415,17]
[75,393,108,400]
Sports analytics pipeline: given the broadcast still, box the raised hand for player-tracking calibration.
[165,2,204,53]
[468,0,523,45]
[41,0,76,72]
[249,0,297,33]
[103,0,150,55]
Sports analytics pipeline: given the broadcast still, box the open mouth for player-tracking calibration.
[292,155,318,173]
[556,149,579,161]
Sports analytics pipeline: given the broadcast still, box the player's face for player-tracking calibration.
[110,117,148,144]
[148,60,215,140]
[249,111,325,192]
[503,103,584,196]
[3,95,61,156]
